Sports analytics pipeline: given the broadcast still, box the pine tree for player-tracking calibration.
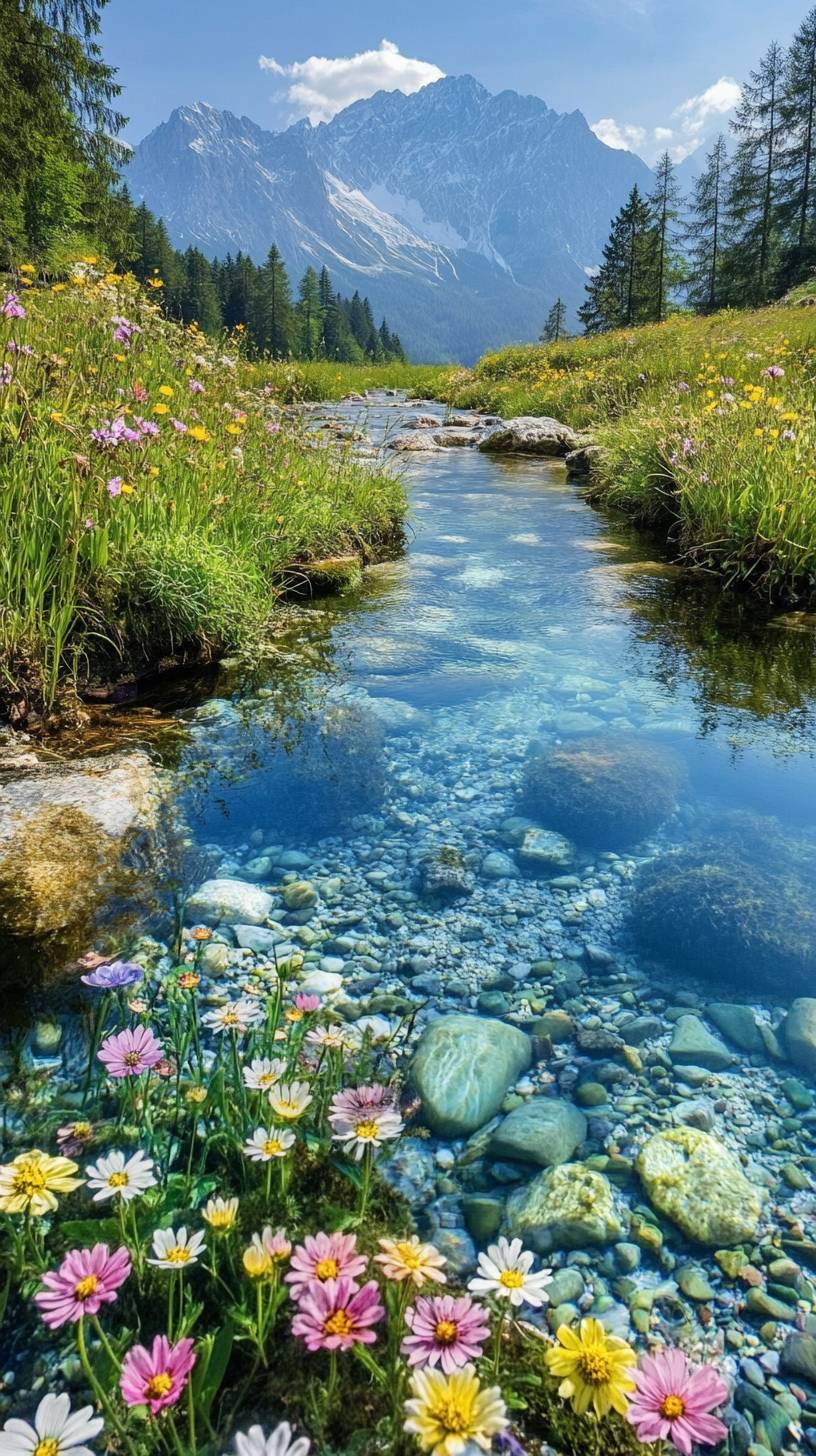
[648,153,682,321]
[180,247,222,334]
[684,136,730,313]
[727,41,786,304]
[296,266,322,359]
[778,6,816,288]
[259,245,293,357]
[579,187,656,333]
[540,298,569,342]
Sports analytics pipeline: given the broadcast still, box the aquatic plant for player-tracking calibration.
[521,736,683,850]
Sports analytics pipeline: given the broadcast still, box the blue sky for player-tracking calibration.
[102,0,807,162]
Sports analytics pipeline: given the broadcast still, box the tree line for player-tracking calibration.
[0,1,404,362]
[542,5,816,335]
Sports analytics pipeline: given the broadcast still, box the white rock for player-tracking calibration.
[186,878,274,927]
[300,969,343,996]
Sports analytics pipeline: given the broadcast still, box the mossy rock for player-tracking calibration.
[637,1126,763,1247]
[505,1161,626,1252]
[521,736,683,850]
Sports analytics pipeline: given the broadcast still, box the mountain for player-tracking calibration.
[126,78,654,362]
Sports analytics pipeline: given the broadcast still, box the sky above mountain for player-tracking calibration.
[102,0,805,164]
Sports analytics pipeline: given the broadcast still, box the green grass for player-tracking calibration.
[260,358,453,403]
[0,265,408,722]
[439,305,816,601]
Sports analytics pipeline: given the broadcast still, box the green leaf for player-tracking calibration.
[57,1218,120,1247]
[331,1156,364,1190]
[191,1321,235,1421]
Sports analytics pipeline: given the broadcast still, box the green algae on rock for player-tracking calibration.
[505,1161,626,1252]
[637,1127,763,1247]
[521,736,683,851]
[411,1013,532,1136]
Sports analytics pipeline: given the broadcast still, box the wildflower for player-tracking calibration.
[148,1226,206,1268]
[191,926,213,941]
[133,415,160,437]
[228,1421,310,1456]
[783,429,796,441]
[243,1239,273,1279]
[402,1293,491,1374]
[98,1025,163,1078]
[189,379,205,394]
[2,292,25,319]
[375,1237,447,1289]
[468,1236,552,1308]
[328,1086,403,1159]
[627,1348,728,1454]
[120,1334,196,1415]
[243,1056,287,1090]
[292,1277,384,1352]
[152,403,169,416]
[0,1150,82,1216]
[0,364,13,386]
[285,1232,368,1298]
[111,317,141,347]
[266,421,281,434]
[305,1026,349,1050]
[91,416,141,448]
[268,1080,313,1121]
[56,1122,93,1156]
[185,1085,208,1104]
[80,959,143,990]
[177,971,200,990]
[202,998,264,1035]
[155,1058,177,1079]
[403,1365,507,1455]
[35,1244,131,1328]
[188,425,210,442]
[545,1317,636,1418]
[86,1149,157,1203]
[158,385,174,397]
[675,381,690,393]
[295,993,321,1012]
[171,417,188,433]
[0,1393,103,1456]
[763,365,785,378]
[202,1196,239,1231]
[243,1127,296,1161]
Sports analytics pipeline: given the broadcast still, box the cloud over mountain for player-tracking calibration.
[258,39,445,124]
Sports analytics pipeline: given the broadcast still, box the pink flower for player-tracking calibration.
[35,1244,131,1328]
[626,1348,728,1455]
[329,1085,389,1117]
[285,1232,368,1299]
[292,1277,384,1352]
[328,1085,403,1160]
[98,1025,163,1078]
[762,365,785,379]
[402,1293,491,1374]
[106,476,123,497]
[189,379,205,394]
[120,1334,196,1415]
[294,994,320,1012]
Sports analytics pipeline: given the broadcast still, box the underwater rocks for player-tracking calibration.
[488,1097,587,1167]
[290,702,387,829]
[668,1015,734,1072]
[521,736,683,851]
[505,1162,625,1252]
[783,998,816,1076]
[478,416,578,457]
[636,1127,763,1247]
[411,1013,532,1136]
[186,878,275,926]
[418,846,474,900]
[0,750,160,943]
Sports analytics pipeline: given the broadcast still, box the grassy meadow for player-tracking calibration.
[440,302,816,601]
[259,358,451,403]
[0,266,408,722]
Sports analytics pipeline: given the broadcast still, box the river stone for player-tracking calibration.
[516,827,575,871]
[706,1002,764,1053]
[637,1127,762,1246]
[411,1014,532,1137]
[784,999,816,1075]
[387,431,442,452]
[282,880,318,911]
[479,416,578,457]
[669,1015,734,1071]
[780,1332,816,1384]
[488,1098,587,1167]
[186,878,274,927]
[522,736,683,851]
[505,1162,625,1252]
[233,924,288,954]
[0,750,160,941]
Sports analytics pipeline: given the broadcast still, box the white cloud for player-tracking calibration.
[590,117,647,152]
[654,126,673,142]
[258,38,445,125]
[673,76,742,137]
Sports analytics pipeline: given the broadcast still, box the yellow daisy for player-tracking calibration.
[404,1364,507,1455]
[374,1235,447,1288]
[545,1318,636,1418]
[0,1150,83,1216]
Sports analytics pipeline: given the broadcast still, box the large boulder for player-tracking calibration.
[479,416,578,457]
[637,1127,763,1247]
[522,736,683,851]
[387,432,442,452]
[668,1015,734,1072]
[505,1163,625,1253]
[0,751,160,943]
[186,878,274,927]
[411,1014,532,1137]
[784,999,816,1076]
[489,1098,587,1167]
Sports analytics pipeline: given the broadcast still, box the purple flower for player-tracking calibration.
[111,316,141,347]
[81,959,143,990]
[107,477,123,497]
[7,340,18,354]
[21,344,34,357]
[0,363,13,386]
[133,416,159,437]
[92,416,141,448]
[2,292,25,320]
[189,379,205,394]
[720,376,735,387]
[763,365,785,379]
[676,381,691,393]
[682,436,697,457]
[265,421,281,434]
[783,429,796,441]
[170,418,187,433]
[494,1435,529,1456]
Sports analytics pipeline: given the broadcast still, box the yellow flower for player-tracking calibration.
[19,262,35,274]
[374,1236,447,1288]
[404,1365,507,1455]
[51,283,67,293]
[545,1318,636,1419]
[114,353,126,363]
[152,403,169,415]
[158,385,174,397]
[0,1150,83,1216]
[82,255,98,265]
[225,423,241,435]
[188,426,210,443]
[202,1195,239,1231]
[242,1237,272,1279]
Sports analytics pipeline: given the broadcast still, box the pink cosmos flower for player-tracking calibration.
[626,1348,728,1455]
[402,1293,491,1374]
[294,994,320,1012]
[35,1244,131,1328]
[120,1334,196,1415]
[285,1232,368,1299]
[329,1085,389,1117]
[98,1025,163,1078]
[291,1277,384,1352]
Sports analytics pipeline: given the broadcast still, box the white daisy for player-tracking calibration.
[202,998,264,1035]
[329,1105,404,1161]
[468,1236,552,1308]
[243,1128,296,1162]
[85,1149,156,1203]
[0,1393,103,1456]
[230,1422,309,1456]
[267,1080,313,1121]
[243,1057,287,1091]
[148,1225,206,1269]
